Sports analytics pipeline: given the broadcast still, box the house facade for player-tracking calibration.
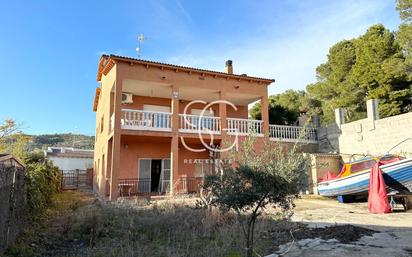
[44,147,94,172]
[93,55,317,200]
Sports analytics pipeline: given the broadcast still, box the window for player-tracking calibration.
[194,159,215,178]
[350,160,376,173]
[100,116,104,133]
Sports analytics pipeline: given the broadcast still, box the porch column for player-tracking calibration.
[219,90,227,137]
[170,85,180,194]
[109,79,122,201]
[261,94,269,135]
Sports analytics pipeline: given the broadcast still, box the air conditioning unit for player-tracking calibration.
[122,93,133,104]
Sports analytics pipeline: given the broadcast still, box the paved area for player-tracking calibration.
[271,197,412,257]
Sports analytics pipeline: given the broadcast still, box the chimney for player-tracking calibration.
[225,60,233,74]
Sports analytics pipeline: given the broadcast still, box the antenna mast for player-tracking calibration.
[136,33,145,58]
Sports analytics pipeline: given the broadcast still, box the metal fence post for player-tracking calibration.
[76,169,79,188]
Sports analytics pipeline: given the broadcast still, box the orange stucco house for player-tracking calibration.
[93,55,317,200]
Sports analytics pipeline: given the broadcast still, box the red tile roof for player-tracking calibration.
[97,54,275,83]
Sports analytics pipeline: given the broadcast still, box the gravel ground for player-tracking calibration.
[265,197,412,257]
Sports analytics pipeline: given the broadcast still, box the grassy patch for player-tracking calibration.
[4,191,376,257]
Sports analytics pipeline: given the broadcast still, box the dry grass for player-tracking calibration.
[4,191,375,257]
[5,191,279,257]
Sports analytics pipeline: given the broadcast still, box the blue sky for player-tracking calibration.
[0,0,401,135]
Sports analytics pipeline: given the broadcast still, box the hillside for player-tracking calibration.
[29,133,95,150]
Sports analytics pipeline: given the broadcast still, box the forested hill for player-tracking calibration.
[29,133,95,150]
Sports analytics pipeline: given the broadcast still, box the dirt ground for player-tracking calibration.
[272,196,412,257]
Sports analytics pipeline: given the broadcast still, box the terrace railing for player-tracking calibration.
[118,178,170,196]
[121,109,172,131]
[114,109,317,143]
[179,114,221,134]
[227,118,263,135]
[269,125,317,142]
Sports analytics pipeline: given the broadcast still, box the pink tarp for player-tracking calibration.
[319,165,347,182]
[368,157,401,214]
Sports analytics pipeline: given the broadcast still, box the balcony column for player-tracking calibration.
[170,85,180,194]
[261,94,269,136]
[219,90,227,137]
[109,78,122,201]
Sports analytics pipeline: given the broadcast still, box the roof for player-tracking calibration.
[96,54,275,83]
[45,147,94,159]
[0,154,25,168]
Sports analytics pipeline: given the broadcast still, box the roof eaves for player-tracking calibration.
[109,54,275,83]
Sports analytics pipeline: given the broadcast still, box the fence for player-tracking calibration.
[61,169,93,190]
[0,158,25,253]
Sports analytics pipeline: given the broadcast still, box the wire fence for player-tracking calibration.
[0,160,25,253]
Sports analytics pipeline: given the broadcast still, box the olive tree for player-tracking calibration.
[203,136,307,257]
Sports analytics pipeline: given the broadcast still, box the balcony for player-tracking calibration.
[110,109,317,143]
[121,109,172,131]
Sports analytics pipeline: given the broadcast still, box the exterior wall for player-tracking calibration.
[118,137,213,180]
[121,95,248,119]
[119,137,171,179]
[94,56,273,199]
[48,157,93,171]
[94,65,117,196]
[307,154,343,195]
[338,112,412,157]
[317,123,340,153]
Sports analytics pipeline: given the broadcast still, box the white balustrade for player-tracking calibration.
[269,124,317,142]
[121,109,171,131]
[227,118,263,135]
[179,114,221,133]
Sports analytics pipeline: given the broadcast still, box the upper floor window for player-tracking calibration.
[100,116,104,133]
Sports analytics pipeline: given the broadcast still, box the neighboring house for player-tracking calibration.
[93,54,318,200]
[0,154,24,169]
[44,147,94,171]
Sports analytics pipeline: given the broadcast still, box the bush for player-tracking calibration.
[23,152,61,219]
[203,136,308,257]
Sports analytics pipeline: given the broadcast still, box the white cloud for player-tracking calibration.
[165,0,399,96]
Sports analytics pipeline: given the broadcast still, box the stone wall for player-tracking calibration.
[338,111,412,157]
[318,99,412,157]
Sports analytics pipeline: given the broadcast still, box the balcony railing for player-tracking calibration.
[269,125,317,142]
[179,114,221,134]
[118,178,170,196]
[227,118,263,135]
[114,109,317,143]
[121,109,172,131]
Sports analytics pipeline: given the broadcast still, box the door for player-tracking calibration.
[151,159,162,192]
[138,159,151,193]
[160,159,171,192]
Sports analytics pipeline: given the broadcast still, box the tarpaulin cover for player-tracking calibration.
[319,165,347,182]
[368,157,401,214]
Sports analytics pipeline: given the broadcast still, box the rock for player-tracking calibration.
[326,238,339,244]
[264,254,279,257]
[306,238,322,248]
[297,238,314,247]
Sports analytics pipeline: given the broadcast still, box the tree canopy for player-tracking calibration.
[307,23,412,124]
[249,90,321,125]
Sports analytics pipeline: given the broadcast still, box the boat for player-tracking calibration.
[317,156,412,197]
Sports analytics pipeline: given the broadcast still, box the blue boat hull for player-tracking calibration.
[317,158,412,196]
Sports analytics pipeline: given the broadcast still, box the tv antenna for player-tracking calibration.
[136,33,145,58]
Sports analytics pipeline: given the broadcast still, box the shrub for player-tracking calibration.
[203,136,308,257]
[23,152,61,219]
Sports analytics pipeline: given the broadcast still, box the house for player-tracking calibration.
[93,55,317,200]
[44,147,94,172]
